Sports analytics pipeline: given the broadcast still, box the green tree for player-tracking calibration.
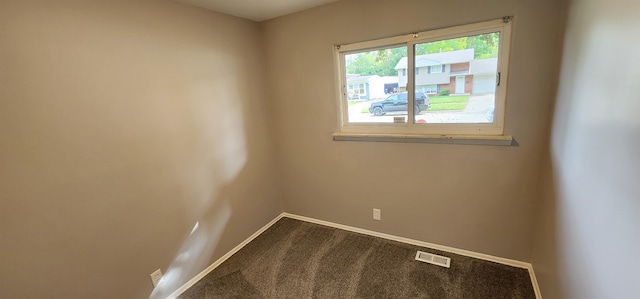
[346,47,406,76]
[374,47,407,76]
[466,32,499,59]
[414,33,499,59]
[345,33,499,76]
[345,52,378,75]
[415,37,466,55]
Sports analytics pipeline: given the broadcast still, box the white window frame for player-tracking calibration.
[334,18,513,138]
[422,84,438,94]
[348,83,366,96]
[428,65,444,74]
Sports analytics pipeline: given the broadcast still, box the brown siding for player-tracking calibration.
[465,75,474,94]
[438,78,456,94]
[438,83,450,93]
[444,75,473,94]
[451,62,470,71]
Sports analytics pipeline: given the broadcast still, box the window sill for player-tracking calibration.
[332,133,514,146]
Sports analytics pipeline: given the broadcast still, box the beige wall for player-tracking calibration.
[532,0,640,298]
[262,0,565,262]
[0,1,282,298]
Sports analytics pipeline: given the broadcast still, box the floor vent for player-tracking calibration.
[415,251,451,268]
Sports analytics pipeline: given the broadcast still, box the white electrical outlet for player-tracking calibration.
[150,269,163,287]
[373,208,381,220]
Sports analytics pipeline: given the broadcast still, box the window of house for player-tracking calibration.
[348,83,366,96]
[428,65,444,74]
[419,85,438,94]
[415,67,420,75]
[335,17,513,140]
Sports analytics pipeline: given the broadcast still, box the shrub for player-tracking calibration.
[439,88,450,96]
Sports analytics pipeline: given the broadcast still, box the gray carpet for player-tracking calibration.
[179,217,536,299]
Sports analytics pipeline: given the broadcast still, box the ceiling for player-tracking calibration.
[175,0,340,22]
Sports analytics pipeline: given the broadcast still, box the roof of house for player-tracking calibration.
[394,49,475,69]
[347,75,380,83]
[470,58,498,75]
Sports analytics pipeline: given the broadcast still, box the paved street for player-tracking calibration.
[347,94,494,124]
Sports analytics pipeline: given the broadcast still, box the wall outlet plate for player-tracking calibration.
[373,208,381,220]
[150,269,163,287]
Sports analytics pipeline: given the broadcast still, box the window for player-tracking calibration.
[335,17,512,138]
[428,65,444,74]
[418,85,438,94]
[348,83,366,96]
[343,45,407,124]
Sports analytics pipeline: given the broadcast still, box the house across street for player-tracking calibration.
[394,49,497,96]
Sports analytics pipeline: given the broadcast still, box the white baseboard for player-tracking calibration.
[528,264,543,299]
[167,213,286,299]
[169,212,542,299]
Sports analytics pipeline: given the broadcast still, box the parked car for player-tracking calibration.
[369,92,430,116]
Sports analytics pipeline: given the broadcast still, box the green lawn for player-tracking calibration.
[428,95,470,111]
[429,95,470,104]
[429,102,468,111]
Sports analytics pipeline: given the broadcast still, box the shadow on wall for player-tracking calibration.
[532,2,640,298]
[532,155,565,299]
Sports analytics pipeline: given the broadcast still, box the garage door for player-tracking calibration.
[473,75,496,94]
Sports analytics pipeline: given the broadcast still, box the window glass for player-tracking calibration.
[336,18,511,136]
[417,85,438,94]
[413,32,499,124]
[429,65,443,74]
[344,46,407,124]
